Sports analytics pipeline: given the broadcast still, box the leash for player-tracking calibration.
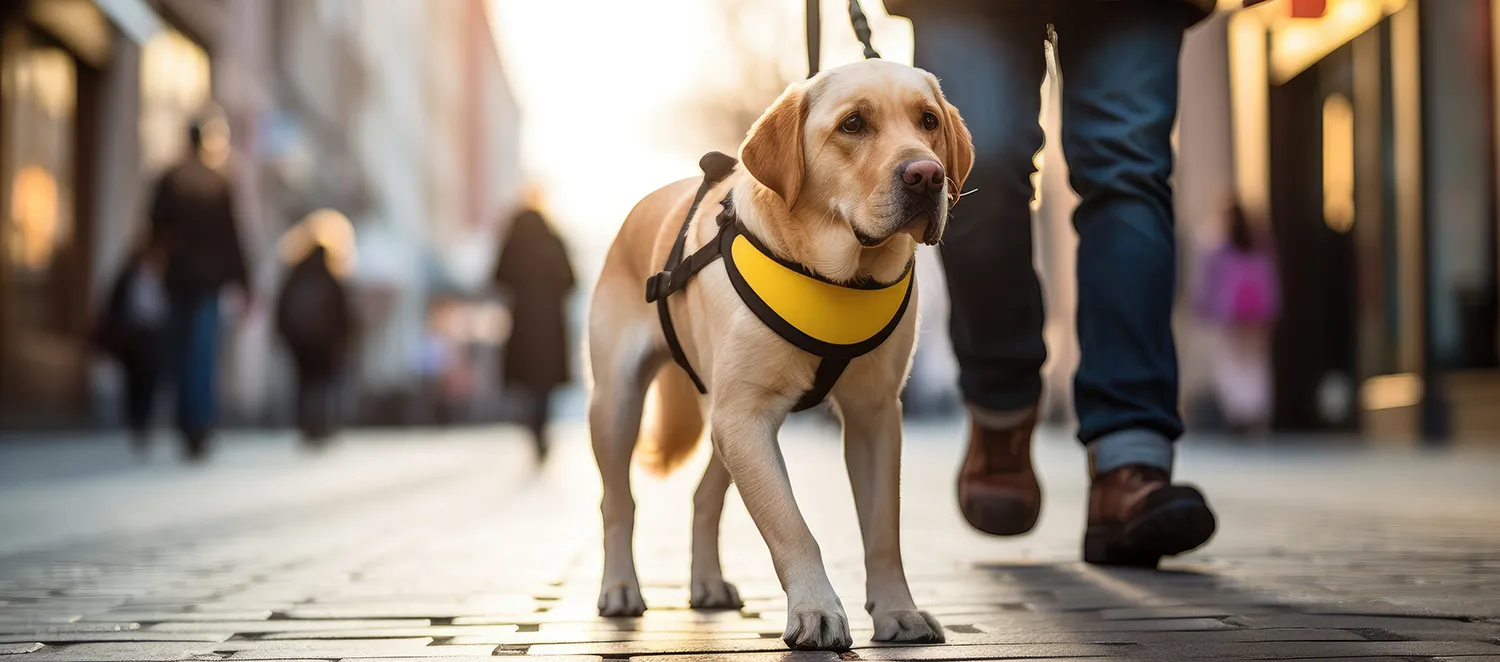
[808,0,1272,80]
[806,0,881,79]
[644,1,895,411]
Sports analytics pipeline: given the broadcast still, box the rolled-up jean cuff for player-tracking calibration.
[1088,429,1174,477]
[967,402,1036,430]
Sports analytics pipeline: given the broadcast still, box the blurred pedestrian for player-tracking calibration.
[148,120,251,460]
[893,0,1218,566]
[276,245,356,446]
[1194,203,1279,434]
[94,237,170,452]
[493,203,575,460]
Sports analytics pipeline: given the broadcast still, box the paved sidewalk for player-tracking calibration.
[1,422,1498,661]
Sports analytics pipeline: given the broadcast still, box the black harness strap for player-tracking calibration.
[646,152,738,393]
[646,152,906,413]
[794,357,851,412]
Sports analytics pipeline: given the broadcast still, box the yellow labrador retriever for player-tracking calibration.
[587,59,973,651]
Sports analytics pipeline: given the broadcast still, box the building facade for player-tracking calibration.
[0,0,222,427]
[0,0,521,429]
[1226,0,1500,441]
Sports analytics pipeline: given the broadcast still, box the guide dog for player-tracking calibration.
[587,59,973,651]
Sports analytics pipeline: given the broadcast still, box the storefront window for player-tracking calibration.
[2,27,76,323]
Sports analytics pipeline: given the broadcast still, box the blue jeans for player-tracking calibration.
[168,295,221,437]
[912,1,1191,474]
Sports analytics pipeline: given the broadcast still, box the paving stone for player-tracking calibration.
[0,632,230,644]
[343,659,555,662]
[258,626,518,640]
[79,611,272,623]
[210,638,435,654]
[960,628,1371,646]
[627,654,838,662]
[533,619,785,634]
[130,604,296,615]
[1228,614,1500,638]
[5,602,123,615]
[228,645,497,660]
[1132,640,1500,659]
[1297,599,1495,619]
[972,617,1235,634]
[453,630,764,646]
[525,638,792,656]
[1096,606,1242,620]
[3,642,219,661]
[345,658,569,662]
[528,637,1145,658]
[1090,628,1369,644]
[285,598,535,621]
[147,620,431,634]
[0,643,43,655]
[0,617,80,626]
[0,626,139,637]
[1274,658,1420,662]
[838,643,1141,660]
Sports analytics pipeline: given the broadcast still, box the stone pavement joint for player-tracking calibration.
[1,424,1498,661]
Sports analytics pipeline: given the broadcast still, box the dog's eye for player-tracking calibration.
[921,111,940,131]
[840,113,865,134]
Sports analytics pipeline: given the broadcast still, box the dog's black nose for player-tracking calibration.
[902,160,945,196]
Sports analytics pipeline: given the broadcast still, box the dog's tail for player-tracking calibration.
[635,364,705,477]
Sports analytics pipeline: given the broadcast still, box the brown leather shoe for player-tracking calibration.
[956,412,1042,536]
[1084,465,1216,567]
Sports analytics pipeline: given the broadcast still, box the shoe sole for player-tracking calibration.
[959,494,1040,537]
[1083,492,1216,568]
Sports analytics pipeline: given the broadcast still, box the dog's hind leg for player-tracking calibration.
[690,450,743,609]
[589,321,657,617]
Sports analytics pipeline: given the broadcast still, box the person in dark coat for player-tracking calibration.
[94,239,170,452]
[148,121,251,460]
[493,207,575,459]
[276,244,356,446]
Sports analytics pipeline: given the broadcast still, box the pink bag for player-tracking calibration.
[1199,248,1278,326]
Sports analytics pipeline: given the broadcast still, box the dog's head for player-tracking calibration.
[740,59,973,249]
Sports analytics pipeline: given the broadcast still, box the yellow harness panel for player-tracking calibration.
[729,235,912,347]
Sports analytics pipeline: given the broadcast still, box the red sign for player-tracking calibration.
[1291,0,1328,18]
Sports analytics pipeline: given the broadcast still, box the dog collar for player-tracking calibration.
[646,152,914,412]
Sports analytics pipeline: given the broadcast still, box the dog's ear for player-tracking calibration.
[740,83,807,210]
[926,73,974,208]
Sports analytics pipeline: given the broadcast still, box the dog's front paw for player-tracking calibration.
[690,578,744,610]
[782,602,853,651]
[597,582,646,617]
[872,609,945,643]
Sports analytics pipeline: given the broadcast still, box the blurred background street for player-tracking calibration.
[3,0,1495,441]
[4,0,1500,659]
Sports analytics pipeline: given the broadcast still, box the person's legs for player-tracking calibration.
[122,348,159,453]
[527,386,553,459]
[914,6,1050,417]
[172,296,220,459]
[912,5,1052,537]
[295,363,326,445]
[1055,0,1215,565]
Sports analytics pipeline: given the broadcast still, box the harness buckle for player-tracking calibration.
[644,272,668,303]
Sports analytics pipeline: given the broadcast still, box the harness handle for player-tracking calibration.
[848,0,881,61]
[804,0,881,79]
